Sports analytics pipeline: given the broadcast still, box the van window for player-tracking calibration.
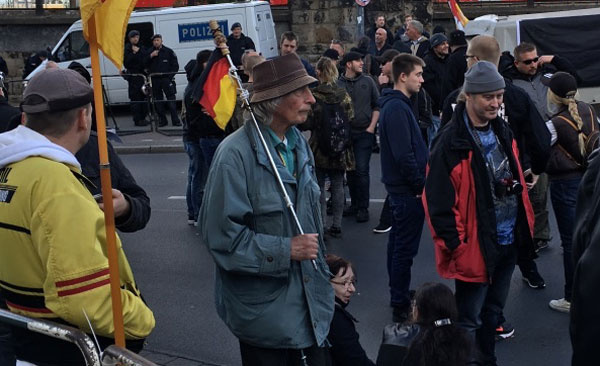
[126,22,154,49]
[54,30,90,62]
[265,12,275,40]
[257,12,267,42]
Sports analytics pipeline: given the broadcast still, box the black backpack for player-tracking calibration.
[317,100,351,156]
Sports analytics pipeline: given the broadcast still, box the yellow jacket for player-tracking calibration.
[0,126,155,339]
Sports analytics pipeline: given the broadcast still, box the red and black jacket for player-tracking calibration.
[423,102,535,283]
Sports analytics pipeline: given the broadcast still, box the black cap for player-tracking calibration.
[231,22,242,31]
[151,34,162,40]
[541,71,577,98]
[430,33,448,49]
[323,48,340,61]
[375,49,400,64]
[341,51,363,65]
[449,30,467,47]
[128,30,140,38]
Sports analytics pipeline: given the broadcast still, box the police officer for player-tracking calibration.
[146,34,181,127]
[124,30,148,126]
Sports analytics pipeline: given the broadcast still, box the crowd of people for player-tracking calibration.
[0,12,599,366]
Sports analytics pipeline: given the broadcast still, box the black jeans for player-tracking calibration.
[347,131,374,210]
[128,76,148,123]
[455,244,517,366]
[240,341,331,366]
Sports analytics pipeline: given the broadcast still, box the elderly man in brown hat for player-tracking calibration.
[199,53,334,365]
[0,68,155,365]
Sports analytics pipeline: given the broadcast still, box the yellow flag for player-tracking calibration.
[80,0,138,69]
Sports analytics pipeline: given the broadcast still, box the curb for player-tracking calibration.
[114,145,185,154]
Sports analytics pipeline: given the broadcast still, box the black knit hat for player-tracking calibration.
[449,30,467,47]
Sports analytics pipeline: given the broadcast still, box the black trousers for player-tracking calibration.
[128,76,148,124]
[152,77,180,125]
[239,341,331,366]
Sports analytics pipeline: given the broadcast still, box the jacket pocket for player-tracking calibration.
[250,192,284,235]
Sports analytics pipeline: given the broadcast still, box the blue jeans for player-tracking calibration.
[199,136,223,169]
[184,140,206,220]
[387,194,424,307]
[455,244,517,366]
[550,176,581,302]
[347,131,375,210]
[427,115,441,149]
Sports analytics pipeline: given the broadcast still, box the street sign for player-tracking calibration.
[355,0,370,6]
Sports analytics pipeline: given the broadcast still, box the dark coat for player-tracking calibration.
[376,324,420,366]
[227,33,256,67]
[405,38,430,59]
[23,54,43,79]
[145,45,179,79]
[441,78,551,175]
[0,98,20,133]
[75,132,151,232]
[424,102,535,282]
[379,89,428,196]
[546,101,598,178]
[0,56,7,75]
[328,299,374,366]
[440,45,467,105]
[391,40,411,54]
[422,52,448,115]
[571,149,600,366]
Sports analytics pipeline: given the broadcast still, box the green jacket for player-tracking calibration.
[302,83,355,171]
[199,119,334,349]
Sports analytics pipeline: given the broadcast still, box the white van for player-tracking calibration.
[464,8,600,105]
[28,1,278,104]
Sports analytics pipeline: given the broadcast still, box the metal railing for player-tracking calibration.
[0,308,158,366]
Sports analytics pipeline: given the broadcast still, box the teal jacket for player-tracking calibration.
[199,120,334,349]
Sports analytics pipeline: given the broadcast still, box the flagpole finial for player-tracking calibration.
[209,20,230,56]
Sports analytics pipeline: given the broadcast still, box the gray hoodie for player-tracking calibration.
[337,73,380,132]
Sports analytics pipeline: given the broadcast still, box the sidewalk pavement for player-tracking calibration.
[105,107,186,154]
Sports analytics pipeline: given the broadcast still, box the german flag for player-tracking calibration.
[192,49,237,130]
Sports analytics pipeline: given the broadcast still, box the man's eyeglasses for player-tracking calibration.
[519,57,539,65]
[464,54,477,61]
[331,279,357,288]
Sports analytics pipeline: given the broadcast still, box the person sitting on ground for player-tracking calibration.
[326,254,375,366]
[301,56,354,239]
[376,282,470,366]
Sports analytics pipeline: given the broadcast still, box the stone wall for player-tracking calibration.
[289,0,433,61]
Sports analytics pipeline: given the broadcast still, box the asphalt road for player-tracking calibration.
[120,152,572,366]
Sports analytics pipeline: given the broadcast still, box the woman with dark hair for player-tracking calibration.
[182,49,212,225]
[377,282,470,366]
[326,254,375,366]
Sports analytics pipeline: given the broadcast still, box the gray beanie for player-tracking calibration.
[430,33,448,49]
[463,61,505,94]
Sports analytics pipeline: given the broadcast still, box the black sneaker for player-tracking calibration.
[392,305,409,323]
[343,205,357,217]
[373,223,392,234]
[495,322,515,341]
[327,226,342,238]
[534,239,549,253]
[522,268,546,289]
[187,215,195,225]
[356,209,369,223]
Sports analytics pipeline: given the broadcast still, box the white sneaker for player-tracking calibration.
[549,298,571,313]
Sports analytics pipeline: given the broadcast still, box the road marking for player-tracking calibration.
[168,196,387,203]
[141,139,154,142]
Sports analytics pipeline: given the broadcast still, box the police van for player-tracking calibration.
[464,8,600,105]
[28,1,278,104]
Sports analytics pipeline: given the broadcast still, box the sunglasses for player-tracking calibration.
[519,57,539,65]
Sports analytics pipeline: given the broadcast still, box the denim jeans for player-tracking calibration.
[199,136,224,169]
[455,244,517,366]
[387,194,424,307]
[427,115,441,149]
[550,176,581,302]
[184,140,206,220]
[529,173,551,240]
[316,168,344,228]
[347,131,375,210]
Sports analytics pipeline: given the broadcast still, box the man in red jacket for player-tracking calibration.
[423,61,535,366]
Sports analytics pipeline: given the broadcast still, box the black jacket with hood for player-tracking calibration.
[227,33,256,67]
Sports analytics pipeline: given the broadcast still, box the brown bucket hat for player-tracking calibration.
[251,53,317,103]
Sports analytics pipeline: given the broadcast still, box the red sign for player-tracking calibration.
[355,0,370,6]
